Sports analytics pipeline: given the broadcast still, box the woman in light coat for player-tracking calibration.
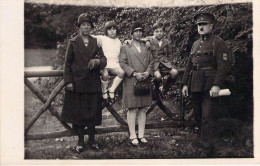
[119,21,153,146]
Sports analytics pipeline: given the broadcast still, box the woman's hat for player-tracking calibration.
[104,21,119,35]
[131,21,144,34]
[77,13,94,28]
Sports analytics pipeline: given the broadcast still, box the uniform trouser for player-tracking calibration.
[191,92,218,146]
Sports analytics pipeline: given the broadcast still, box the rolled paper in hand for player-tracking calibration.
[209,89,231,97]
[218,89,231,96]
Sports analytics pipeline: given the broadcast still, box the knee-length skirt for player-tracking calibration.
[61,90,103,126]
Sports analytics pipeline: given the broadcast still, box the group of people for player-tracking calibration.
[61,12,231,156]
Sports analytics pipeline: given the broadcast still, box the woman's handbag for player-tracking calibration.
[133,79,151,96]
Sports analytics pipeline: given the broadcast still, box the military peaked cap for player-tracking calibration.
[194,12,215,24]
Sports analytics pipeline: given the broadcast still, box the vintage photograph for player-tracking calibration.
[24,0,253,160]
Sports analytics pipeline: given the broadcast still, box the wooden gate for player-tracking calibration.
[24,69,195,140]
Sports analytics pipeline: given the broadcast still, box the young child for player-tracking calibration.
[144,22,178,98]
[93,21,125,103]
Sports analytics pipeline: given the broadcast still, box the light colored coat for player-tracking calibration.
[119,40,154,108]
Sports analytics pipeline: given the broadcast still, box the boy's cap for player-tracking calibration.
[104,21,118,35]
[77,13,94,28]
[194,12,215,24]
[131,21,144,34]
[153,22,165,31]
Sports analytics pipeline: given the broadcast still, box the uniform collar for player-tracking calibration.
[201,33,213,41]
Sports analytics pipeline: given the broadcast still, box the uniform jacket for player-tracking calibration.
[181,34,230,92]
[146,36,173,70]
[119,40,153,108]
[64,35,107,93]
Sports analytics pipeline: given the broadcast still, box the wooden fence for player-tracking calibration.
[24,69,195,140]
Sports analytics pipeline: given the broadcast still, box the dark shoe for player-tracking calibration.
[153,80,161,100]
[102,91,110,107]
[109,97,115,104]
[130,138,139,146]
[108,91,115,104]
[163,76,176,94]
[88,143,99,151]
[138,137,148,144]
[75,145,84,153]
[102,98,109,107]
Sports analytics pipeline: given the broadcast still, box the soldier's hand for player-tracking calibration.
[182,85,189,97]
[210,86,220,97]
[66,83,73,91]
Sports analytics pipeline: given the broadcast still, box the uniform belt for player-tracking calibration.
[192,66,214,70]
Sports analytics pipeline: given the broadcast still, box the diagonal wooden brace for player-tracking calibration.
[24,78,71,130]
[25,79,65,135]
[106,104,128,126]
[157,98,176,121]
[146,100,157,116]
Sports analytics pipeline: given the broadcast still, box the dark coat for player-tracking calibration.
[62,34,107,126]
[146,36,173,71]
[181,34,230,92]
[64,35,107,93]
[119,40,153,108]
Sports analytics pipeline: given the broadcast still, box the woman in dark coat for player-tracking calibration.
[62,13,107,152]
[119,21,153,146]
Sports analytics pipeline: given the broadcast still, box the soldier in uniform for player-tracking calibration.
[181,12,231,156]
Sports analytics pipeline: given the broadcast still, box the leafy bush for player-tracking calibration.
[25,2,253,122]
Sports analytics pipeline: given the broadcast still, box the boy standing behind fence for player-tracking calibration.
[144,22,178,98]
[93,21,125,104]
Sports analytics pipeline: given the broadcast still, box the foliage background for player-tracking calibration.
[24,2,253,122]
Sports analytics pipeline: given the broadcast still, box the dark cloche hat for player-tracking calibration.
[131,21,144,34]
[152,22,165,31]
[194,12,215,24]
[104,21,119,35]
[77,13,94,28]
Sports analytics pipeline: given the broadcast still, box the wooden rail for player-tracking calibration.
[24,69,192,140]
